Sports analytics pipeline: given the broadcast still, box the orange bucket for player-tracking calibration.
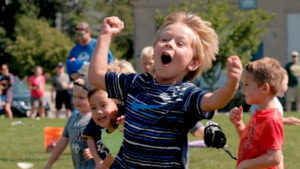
[44,127,64,152]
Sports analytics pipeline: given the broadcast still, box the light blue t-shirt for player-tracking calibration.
[62,112,95,169]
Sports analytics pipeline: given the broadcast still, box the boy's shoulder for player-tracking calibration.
[254,108,282,123]
[69,112,91,119]
[67,112,80,121]
[112,72,151,84]
[139,72,154,81]
[67,112,92,126]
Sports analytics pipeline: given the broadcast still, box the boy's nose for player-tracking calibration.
[165,40,175,49]
[96,109,104,115]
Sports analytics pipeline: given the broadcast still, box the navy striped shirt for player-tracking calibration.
[105,72,214,169]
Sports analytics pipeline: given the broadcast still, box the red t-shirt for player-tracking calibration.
[28,75,46,98]
[237,108,283,169]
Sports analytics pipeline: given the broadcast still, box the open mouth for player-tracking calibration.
[161,53,172,65]
[96,116,107,124]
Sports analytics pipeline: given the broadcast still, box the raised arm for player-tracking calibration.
[88,16,124,90]
[201,55,242,111]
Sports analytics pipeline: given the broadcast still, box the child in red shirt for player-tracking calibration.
[28,66,46,118]
[229,57,284,169]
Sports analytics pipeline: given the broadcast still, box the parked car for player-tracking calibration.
[9,76,50,117]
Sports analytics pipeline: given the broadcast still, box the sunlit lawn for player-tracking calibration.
[0,112,299,169]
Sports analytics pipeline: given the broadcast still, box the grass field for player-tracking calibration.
[0,113,299,169]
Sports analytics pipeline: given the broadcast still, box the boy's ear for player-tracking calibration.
[187,60,201,71]
[261,83,270,93]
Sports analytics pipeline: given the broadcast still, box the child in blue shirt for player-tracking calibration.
[44,78,95,169]
[88,12,243,169]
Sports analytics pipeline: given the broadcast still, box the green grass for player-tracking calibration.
[0,118,73,169]
[0,113,299,169]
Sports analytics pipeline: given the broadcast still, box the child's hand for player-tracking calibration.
[83,148,93,160]
[284,116,300,125]
[229,106,243,125]
[226,56,243,87]
[101,16,124,36]
[116,115,125,126]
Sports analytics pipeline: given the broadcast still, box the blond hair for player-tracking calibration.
[245,57,282,95]
[108,59,136,74]
[140,46,154,59]
[153,12,219,80]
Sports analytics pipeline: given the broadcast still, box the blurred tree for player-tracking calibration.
[5,16,74,78]
[155,0,274,90]
[0,0,39,65]
[0,0,134,75]
[0,0,95,36]
[0,27,11,63]
[95,0,134,61]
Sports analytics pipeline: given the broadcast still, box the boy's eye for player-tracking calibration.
[161,38,168,42]
[177,42,184,47]
[160,35,170,42]
[90,106,96,110]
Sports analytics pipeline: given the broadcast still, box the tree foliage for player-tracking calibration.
[5,16,74,77]
[0,0,134,77]
[94,0,134,61]
[155,0,274,90]
[0,0,95,76]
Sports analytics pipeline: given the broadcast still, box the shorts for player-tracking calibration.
[55,90,72,110]
[31,97,46,107]
[286,87,300,102]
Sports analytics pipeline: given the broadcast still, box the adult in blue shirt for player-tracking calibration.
[66,22,114,80]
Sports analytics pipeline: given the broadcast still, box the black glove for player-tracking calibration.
[204,121,226,149]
